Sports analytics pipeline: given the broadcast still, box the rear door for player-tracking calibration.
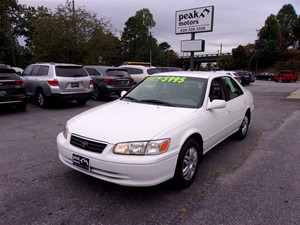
[221,76,246,131]
[22,65,39,95]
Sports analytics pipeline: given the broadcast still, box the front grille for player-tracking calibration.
[70,134,107,153]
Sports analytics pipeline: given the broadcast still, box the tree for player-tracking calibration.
[29,3,119,64]
[255,14,281,68]
[120,8,156,62]
[217,54,233,70]
[232,45,248,69]
[0,0,23,66]
[293,16,300,49]
[277,4,298,50]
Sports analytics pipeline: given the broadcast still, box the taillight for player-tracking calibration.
[90,79,93,85]
[103,78,117,84]
[14,80,23,85]
[47,80,59,86]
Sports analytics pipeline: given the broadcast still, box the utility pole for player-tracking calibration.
[149,31,152,66]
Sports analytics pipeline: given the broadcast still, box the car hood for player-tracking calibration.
[68,100,198,143]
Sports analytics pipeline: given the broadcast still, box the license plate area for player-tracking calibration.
[71,82,79,88]
[72,154,90,171]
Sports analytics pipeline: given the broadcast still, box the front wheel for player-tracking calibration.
[173,138,202,188]
[235,113,250,140]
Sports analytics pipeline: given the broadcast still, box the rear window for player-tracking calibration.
[237,71,249,76]
[147,68,160,75]
[55,66,88,77]
[106,70,130,77]
[123,67,143,75]
[0,68,18,79]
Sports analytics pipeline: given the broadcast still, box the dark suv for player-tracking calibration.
[22,63,93,107]
[85,66,134,100]
[0,64,27,110]
[235,71,254,85]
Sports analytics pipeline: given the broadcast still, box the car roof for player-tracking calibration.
[151,71,230,79]
[119,65,156,69]
[31,62,82,67]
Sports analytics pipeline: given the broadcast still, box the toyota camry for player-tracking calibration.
[57,71,254,188]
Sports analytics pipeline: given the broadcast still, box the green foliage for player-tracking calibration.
[30,4,120,64]
[120,8,176,65]
[277,4,298,49]
[232,45,249,69]
[293,16,300,49]
[217,54,233,70]
[0,0,23,66]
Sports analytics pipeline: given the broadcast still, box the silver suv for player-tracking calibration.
[22,63,93,107]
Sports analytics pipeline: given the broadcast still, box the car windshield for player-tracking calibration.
[55,66,89,77]
[122,75,207,108]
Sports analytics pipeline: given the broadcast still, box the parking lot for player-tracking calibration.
[1,80,300,225]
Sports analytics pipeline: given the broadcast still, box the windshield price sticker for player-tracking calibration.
[147,76,186,83]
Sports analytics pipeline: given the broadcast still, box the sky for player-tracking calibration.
[18,0,300,56]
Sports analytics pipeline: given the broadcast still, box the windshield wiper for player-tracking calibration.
[122,96,140,102]
[139,99,173,106]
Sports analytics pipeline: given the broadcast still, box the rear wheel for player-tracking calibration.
[15,102,27,111]
[92,86,101,100]
[77,99,88,105]
[173,138,201,188]
[36,90,48,108]
[235,113,250,140]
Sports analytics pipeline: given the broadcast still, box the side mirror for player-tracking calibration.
[207,99,226,110]
[120,90,127,97]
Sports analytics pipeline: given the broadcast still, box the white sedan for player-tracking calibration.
[57,71,254,188]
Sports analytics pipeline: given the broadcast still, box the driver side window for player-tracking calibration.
[209,78,225,102]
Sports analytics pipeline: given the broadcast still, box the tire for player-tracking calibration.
[173,138,202,188]
[77,99,88,105]
[235,113,250,140]
[92,86,101,101]
[36,90,48,108]
[15,102,27,111]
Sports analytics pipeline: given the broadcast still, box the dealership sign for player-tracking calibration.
[175,6,214,34]
[181,39,205,52]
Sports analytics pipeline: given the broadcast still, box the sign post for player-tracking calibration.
[175,6,214,70]
[190,33,195,70]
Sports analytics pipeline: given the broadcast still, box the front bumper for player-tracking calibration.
[57,133,178,187]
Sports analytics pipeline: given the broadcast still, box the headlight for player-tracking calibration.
[63,124,69,139]
[113,139,170,155]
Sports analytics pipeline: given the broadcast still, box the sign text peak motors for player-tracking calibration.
[175,6,214,34]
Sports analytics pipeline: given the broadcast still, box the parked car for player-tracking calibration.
[85,66,134,100]
[235,71,253,85]
[225,71,241,83]
[11,67,24,75]
[57,71,254,188]
[22,63,93,107]
[156,66,183,72]
[254,72,275,81]
[274,70,298,82]
[119,65,160,84]
[0,64,27,110]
